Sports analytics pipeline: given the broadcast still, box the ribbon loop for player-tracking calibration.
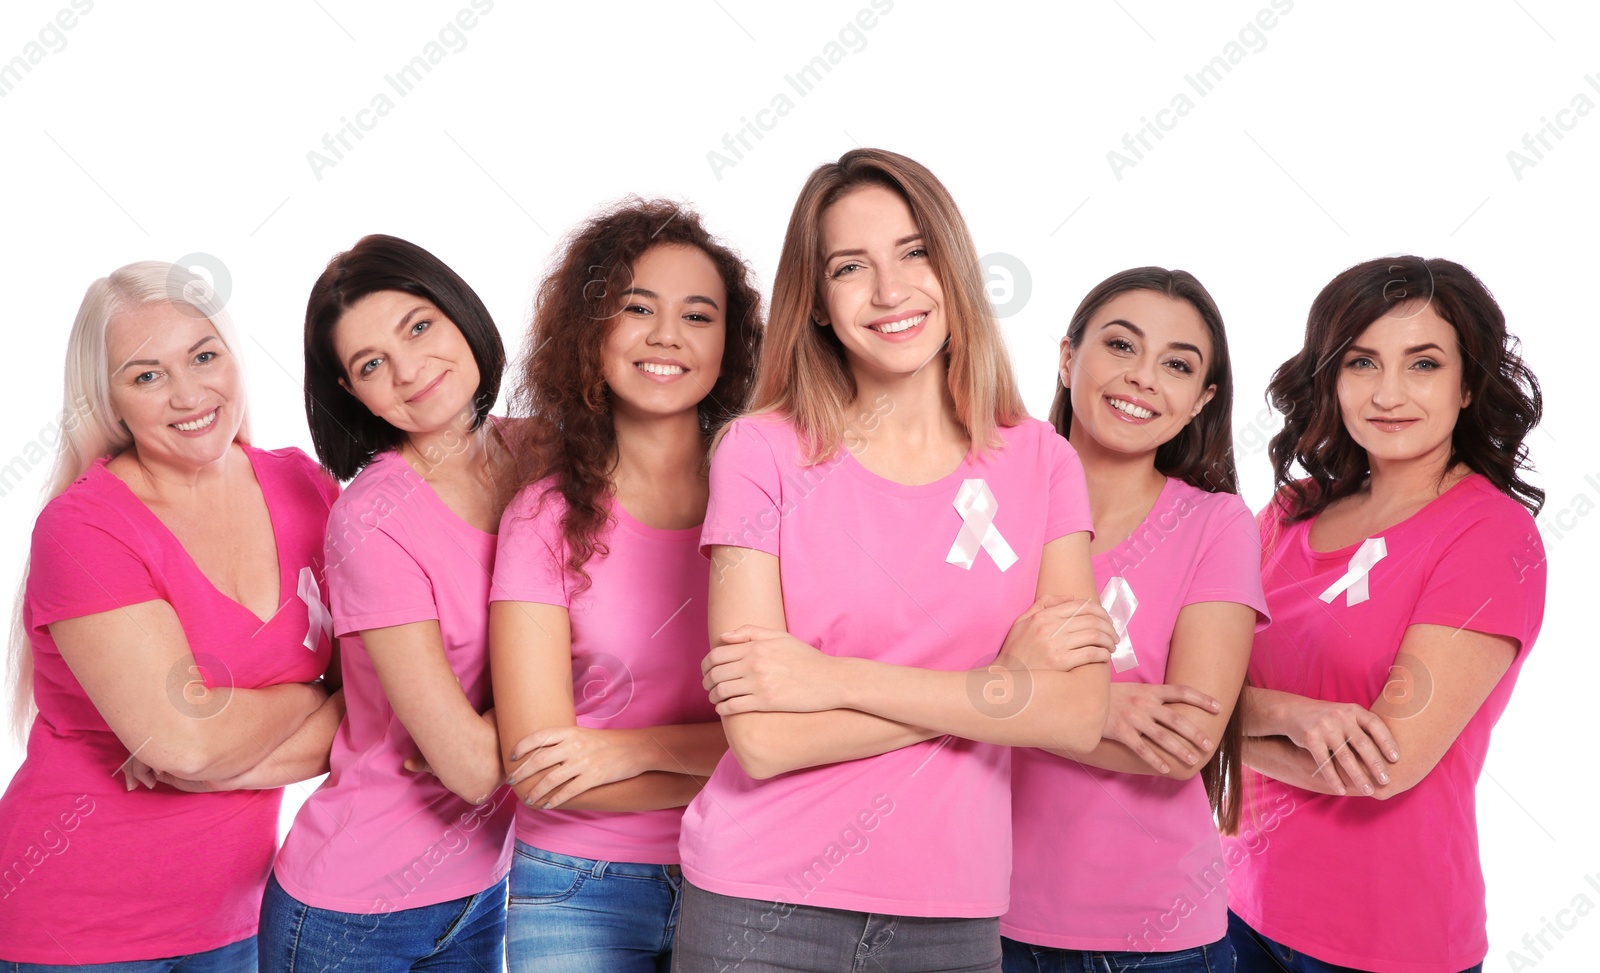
[1318,536,1387,607]
[1099,576,1140,672]
[298,566,334,653]
[946,479,1018,572]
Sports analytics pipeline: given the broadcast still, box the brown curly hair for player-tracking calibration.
[510,198,765,591]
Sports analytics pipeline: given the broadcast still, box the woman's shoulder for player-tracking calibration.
[504,474,567,525]
[327,450,415,519]
[1432,472,1539,537]
[1168,478,1253,521]
[244,443,340,497]
[710,412,799,463]
[34,460,125,532]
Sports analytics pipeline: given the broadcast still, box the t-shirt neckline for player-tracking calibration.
[1301,472,1483,559]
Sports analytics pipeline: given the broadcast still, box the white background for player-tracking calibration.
[0,1,1595,967]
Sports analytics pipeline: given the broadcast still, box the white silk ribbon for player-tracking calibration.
[946,479,1018,572]
[1318,536,1387,607]
[298,566,333,652]
[1099,576,1140,672]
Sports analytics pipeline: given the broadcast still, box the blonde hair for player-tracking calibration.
[7,261,251,739]
[749,148,1025,462]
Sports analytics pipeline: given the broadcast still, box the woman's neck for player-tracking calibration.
[846,353,965,454]
[1362,442,1467,514]
[401,409,489,481]
[115,442,237,500]
[1069,424,1168,551]
[611,408,707,492]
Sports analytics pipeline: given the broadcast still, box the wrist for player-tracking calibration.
[832,656,871,711]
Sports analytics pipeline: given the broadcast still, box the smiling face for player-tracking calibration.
[599,244,728,424]
[1336,302,1469,471]
[816,184,948,381]
[332,289,481,436]
[105,301,244,469]
[1060,289,1216,460]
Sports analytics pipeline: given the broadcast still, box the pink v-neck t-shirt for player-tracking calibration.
[272,447,516,914]
[1004,478,1268,951]
[1227,475,1545,973]
[678,414,1093,918]
[0,446,338,964]
[490,480,718,864]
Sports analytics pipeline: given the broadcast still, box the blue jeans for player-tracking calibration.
[506,842,683,973]
[1227,912,1481,973]
[4,939,255,973]
[1002,934,1233,973]
[258,873,506,973]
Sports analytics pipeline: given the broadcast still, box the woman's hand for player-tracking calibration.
[122,754,158,791]
[506,726,650,809]
[702,627,843,716]
[1276,696,1400,796]
[1102,683,1221,774]
[999,595,1118,672]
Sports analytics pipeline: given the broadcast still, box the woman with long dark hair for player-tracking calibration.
[1227,256,1546,973]
[1002,268,1267,972]
[488,198,764,971]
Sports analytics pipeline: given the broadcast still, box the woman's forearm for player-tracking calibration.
[1242,735,1344,796]
[204,690,347,789]
[544,771,707,812]
[724,709,941,780]
[630,722,729,777]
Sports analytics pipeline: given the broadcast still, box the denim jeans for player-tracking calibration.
[506,842,684,973]
[671,880,1001,973]
[257,873,507,973]
[1227,911,1481,973]
[4,938,255,973]
[1002,934,1233,973]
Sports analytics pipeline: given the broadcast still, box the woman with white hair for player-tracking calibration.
[0,261,344,970]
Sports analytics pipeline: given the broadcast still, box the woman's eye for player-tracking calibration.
[1165,358,1195,375]
[1344,356,1374,369]
[134,371,158,384]
[906,247,928,259]
[194,350,217,364]
[1106,337,1134,353]
[829,262,862,279]
[624,303,651,315]
[360,358,382,376]
[685,312,713,324]
[411,320,430,336]
[1412,358,1440,370]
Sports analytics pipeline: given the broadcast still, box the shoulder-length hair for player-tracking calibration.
[10,261,250,738]
[1267,255,1543,521]
[511,197,764,592]
[1048,267,1238,494]
[749,148,1025,463]
[303,234,505,481]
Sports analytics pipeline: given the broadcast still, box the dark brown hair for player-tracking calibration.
[1267,256,1543,521]
[511,198,764,591]
[1049,266,1244,832]
[303,234,505,480]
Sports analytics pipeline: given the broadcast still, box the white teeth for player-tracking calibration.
[1108,398,1155,419]
[874,313,925,334]
[173,409,218,432]
[637,362,685,376]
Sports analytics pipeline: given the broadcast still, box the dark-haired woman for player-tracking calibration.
[488,199,763,972]
[262,235,517,971]
[1226,256,1546,973]
[1000,269,1266,973]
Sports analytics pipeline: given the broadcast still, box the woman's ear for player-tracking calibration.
[1189,384,1217,420]
[1057,336,1073,389]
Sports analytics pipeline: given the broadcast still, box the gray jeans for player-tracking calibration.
[671,881,1001,973]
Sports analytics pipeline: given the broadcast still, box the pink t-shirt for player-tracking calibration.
[0,446,337,964]
[1227,474,1546,973]
[490,481,719,864]
[1004,478,1268,951]
[273,448,516,913]
[678,414,1093,918]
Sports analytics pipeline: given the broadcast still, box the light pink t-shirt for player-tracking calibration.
[273,448,516,913]
[1227,474,1546,973]
[0,446,337,965]
[678,414,1093,918]
[490,480,718,864]
[1004,478,1268,951]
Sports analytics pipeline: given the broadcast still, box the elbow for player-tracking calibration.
[440,769,505,807]
[724,716,788,781]
[1052,692,1111,755]
[1165,743,1217,782]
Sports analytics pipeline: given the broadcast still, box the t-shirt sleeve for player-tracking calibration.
[27,498,162,629]
[295,448,343,508]
[701,418,784,557]
[1185,494,1271,625]
[1409,503,1546,655]
[1042,429,1094,543]
[490,486,571,607]
[324,498,438,637]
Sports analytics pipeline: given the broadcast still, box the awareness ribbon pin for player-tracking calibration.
[1099,576,1140,672]
[945,479,1018,572]
[298,566,333,653]
[1318,536,1387,607]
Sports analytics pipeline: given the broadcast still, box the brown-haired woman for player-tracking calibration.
[1226,256,1546,973]
[487,198,763,971]
[1002,268,1267,972]
[683,148,1116,971]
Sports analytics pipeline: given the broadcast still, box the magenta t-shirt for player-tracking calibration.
[1227,474,1546,973]
[490,480,719,864]
[678,414,1093,917]
[1004,478,1268,951]
[0,446,337,964]
[272,448,515,914]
